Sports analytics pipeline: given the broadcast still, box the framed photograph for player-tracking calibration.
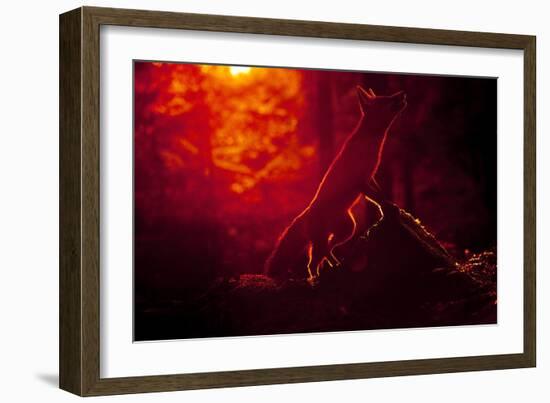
[59,6,536,396]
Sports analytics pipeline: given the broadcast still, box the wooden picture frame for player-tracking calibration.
[59,6,536,396]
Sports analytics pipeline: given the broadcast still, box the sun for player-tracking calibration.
[229,66,252,76]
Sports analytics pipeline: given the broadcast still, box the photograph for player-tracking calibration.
[51,3,537,398]
[133,61,498,341]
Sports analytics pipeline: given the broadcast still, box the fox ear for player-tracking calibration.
[368,88,376,97]
[356,86,374,114]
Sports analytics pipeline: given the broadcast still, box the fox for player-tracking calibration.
[264,86,407,281]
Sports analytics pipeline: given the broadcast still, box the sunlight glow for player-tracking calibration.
[229,66,252,76]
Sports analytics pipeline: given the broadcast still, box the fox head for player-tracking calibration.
[356,86,407,132]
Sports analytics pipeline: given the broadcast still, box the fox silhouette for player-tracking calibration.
[264,86,407,281]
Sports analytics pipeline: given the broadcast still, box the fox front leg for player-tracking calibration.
[327,196,362,267]
[361,194,385,239]
[306,241,322,279]
[307,232,335,279]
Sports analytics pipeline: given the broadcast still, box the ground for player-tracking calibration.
[135,202,496,341]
